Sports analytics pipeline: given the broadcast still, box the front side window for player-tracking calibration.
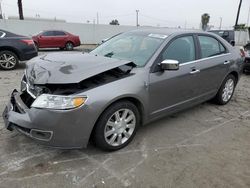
[161,36,195,64]
[198,36,226,58]
[42,31,54,36]
[90,32,165,67]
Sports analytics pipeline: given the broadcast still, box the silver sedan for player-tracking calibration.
[2,29,243,151]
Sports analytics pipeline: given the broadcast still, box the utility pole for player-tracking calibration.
[96,12,99,24]
[219,17,222,30]
[0,0,3,19]
[235,0,242,27]
[247,6,250,27]
[18,0,24,20]
[136,10,139,27]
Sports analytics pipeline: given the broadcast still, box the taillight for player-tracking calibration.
[20,39,34,46]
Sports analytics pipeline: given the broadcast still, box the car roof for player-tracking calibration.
[209,30,234,32]
[42,30,67,32]
[0,29,23,37]
[127,28,213,36]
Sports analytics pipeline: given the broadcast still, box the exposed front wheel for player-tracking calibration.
[65,42,74,51]
[0,51,19,70]
[93,101,140,151]
[214,74,236,105]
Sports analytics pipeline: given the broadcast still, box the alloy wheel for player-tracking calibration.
[104,109,136,146]
[0,53,17,69]
[66,42,73,51]
[222,78,234,102]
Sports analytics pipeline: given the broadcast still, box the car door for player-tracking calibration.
[53,31,67,47]
[148,35,200,118]
[38,31,55,48]
[193,34,231,97]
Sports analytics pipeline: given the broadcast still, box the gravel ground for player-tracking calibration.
[0,51,250,188]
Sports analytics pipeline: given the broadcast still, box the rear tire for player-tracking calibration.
[93,101,140,151]
[214,74,236,105]
[0,51,19,70]
[65,42,74,51]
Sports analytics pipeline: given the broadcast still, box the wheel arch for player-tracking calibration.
[89,96,145,141]
[0,46,20,60]
[229,71,239,84]
[65,40,75,46]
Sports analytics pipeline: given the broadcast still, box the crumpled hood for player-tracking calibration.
[26,52,133,85]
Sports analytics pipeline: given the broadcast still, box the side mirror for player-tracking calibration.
[160,60,179,71]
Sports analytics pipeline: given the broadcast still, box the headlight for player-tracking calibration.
[31,94,87,110]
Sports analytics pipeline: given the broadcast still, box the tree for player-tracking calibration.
[234,24,247,31]
[17,0,24,20]
[235,0,242,27]
[109,19,120,25]
[201,13,210,31]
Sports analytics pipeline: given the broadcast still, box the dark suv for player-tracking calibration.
[209,30,235,46]
[0,30,38,70]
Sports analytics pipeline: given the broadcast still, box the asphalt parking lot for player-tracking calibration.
[0,50,250,188]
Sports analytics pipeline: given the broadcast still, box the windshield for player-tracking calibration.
[90,32,166,67]
[33,31,43,36]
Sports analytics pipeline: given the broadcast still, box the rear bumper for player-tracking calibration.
[2,90,96,149]
[19,49,38,61]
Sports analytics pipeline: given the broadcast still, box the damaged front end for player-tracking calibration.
[20,63,135,108]
[2,55,136,148]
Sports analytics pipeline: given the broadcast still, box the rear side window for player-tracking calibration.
[42,31,54,36]
[198,36,226,58]
[162,36,195,64]
[54,31,66,36]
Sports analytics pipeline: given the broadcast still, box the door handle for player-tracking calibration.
[224,60,230,65]
[190,69,200,74]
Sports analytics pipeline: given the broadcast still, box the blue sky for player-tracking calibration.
[1,0,250,29]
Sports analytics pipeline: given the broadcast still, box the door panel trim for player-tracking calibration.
[179,53,231,67]
[150,90,216,115]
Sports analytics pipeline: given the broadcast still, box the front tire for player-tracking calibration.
[214,74,236,105]
[65,42,74,51]
[0,51,19,70]
[93,101,140,151]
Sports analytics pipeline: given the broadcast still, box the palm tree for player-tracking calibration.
[109,19,120,25]
[17,0,24,20]
[235,0,242,27]
[201,13,210,31]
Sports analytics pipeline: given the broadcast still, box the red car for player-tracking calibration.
[32,30,81,51]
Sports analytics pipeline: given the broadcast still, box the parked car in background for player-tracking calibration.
[243,43,250,72]
[32,30,81,51]
[3,29,243,151]
[0,30,38,70]
[209,30,235,46]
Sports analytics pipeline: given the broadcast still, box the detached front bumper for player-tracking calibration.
[2,90,96,149]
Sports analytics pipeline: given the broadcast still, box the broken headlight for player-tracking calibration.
[31,94,87,110]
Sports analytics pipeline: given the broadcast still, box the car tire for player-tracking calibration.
[93,101,140,151]
[0,51,19,70]
[65,42,74,51]
[214,74,236,105]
